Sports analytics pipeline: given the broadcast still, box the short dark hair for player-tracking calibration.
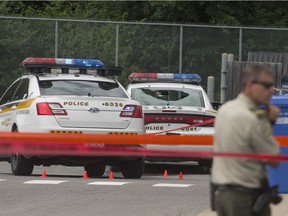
[242,64,274,89]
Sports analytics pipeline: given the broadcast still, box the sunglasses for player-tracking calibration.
[252,80,274,89]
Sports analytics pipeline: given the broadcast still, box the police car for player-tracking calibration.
[126,72,216,167]
[0,58,145,178]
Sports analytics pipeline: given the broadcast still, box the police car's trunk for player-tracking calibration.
[143,106,213,133]
[44,97,135,129]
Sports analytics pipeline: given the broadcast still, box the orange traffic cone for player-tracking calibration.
[178,172,184,180]
[163,170,169,178]
[41,170,47,178]
[109,171,114,180]
[82,171,89,179]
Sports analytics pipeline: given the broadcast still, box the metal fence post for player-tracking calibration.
[228,54,234,64]
[239,28,242,61]
[227,53,234,100]
[179,26,183,73]
[220,53,228,103]
[115,24,119,66]
[207,76,215,102]
[55,20,58,58]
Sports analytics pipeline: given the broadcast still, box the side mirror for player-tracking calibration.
[211,102,222,111]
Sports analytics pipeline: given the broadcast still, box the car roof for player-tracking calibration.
[127,82,203,90]
[24,73,117,83]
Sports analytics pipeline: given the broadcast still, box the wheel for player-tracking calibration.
[198,159,212,168]
[121,158,145,179]
[10,127,34,176]
[11,154,34,176]
[84,164,106,178]
[198,159,212,173]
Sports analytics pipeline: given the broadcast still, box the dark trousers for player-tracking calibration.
[215,189,270,216]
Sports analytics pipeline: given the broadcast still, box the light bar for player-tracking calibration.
[128,72,201,84]
[22,57,122,76]
[22,57,104,68]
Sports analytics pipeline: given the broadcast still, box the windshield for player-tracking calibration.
[39,80,128,98]
[131,87,204,107]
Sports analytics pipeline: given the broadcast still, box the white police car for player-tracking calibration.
[126,72,216,168]
[0,58,145,178]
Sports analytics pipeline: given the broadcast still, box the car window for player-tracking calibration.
[38,80,128,98]
[131,87,204,107]
[13,78,29,101]
[0,79,21,105]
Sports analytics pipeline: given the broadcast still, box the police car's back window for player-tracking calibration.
[131,87,204,107]
[39,80,128,98]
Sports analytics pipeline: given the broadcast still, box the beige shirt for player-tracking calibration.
[211,93,279,188]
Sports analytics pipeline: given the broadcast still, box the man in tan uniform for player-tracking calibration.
[211,64,280,216]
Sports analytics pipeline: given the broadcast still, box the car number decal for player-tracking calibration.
[102,102,123,107]
[181,127,200,132]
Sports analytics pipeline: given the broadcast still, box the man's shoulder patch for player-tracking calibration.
[253,109,266,119]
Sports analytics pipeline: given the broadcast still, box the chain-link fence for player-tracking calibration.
[1,16,288,100]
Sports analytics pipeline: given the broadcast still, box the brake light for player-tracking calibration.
[120,105,143,118]
[37,103,67,115]
[202,117,215,127]
[36,103,53,115]
[145,116,151,124]
[144,114,214,126]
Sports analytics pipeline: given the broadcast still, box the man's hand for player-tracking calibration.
[265,153,281,168]
[266,104,280,124]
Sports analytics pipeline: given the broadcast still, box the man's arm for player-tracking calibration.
[250,118,280,168]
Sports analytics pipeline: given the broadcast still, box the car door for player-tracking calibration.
[0,79,21,131]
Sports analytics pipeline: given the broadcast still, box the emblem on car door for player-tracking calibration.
[88,107,100,113]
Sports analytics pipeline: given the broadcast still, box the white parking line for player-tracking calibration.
[153,183,194,188]
[24,180,68,185]
[0,179,5,181]
[88,181,131,186]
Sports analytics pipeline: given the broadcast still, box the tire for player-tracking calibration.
[198,159,212,168]
[11,154,34,176]
[84,164,106,178]
[121,158,145,179]
[198,159,212,173]
[10,127,34,176]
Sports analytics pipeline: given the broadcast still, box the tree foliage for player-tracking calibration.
[1,1,288,26]
[0,1,288,96]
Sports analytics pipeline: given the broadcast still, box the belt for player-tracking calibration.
[216,185,262,193]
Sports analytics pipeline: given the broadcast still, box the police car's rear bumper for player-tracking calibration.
[145,145,212,163]
[30,155,145,167]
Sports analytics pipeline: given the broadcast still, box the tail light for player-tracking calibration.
[144,114,214,126]
[37,103,67,115]
[120,105,143,118]
[202,116,215,127]
[186,116,214,127]
[144,116,151,124]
